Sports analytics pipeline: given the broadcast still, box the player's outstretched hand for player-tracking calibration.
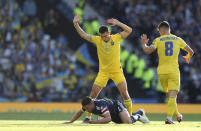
[63,121,73,124]
[88,120,96,124]
[107,18,120,26]
[73,14,80,23]
[183,53,191,64]
[141,34,149,44]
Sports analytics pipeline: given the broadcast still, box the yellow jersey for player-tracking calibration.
[151,34,187,74]
[91,34,123,73]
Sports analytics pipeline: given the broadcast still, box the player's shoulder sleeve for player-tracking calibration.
[113,33,123,41]
[150,38,159,49]
[90,35,100,44]
[97,100,110,115]
[178,37,187,49]
[100,105,109,115]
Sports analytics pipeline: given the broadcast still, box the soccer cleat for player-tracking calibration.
[132,109,143,116]
[82,118,91,124]
[176,114,183,123]
[130,115,138,123]
[137,109,150,124]
[165,118,175,124]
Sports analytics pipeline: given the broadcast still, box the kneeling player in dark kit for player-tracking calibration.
[64,96,150,124]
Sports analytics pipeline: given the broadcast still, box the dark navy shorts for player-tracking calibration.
[110,100,126,123]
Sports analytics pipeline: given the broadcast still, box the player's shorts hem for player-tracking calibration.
[93,82,105,88]
[116,80,126,87]
[158,73,180,93]
[168,88,180,92]
[162,87,180,93]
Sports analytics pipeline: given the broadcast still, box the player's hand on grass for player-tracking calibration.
[107,18,120,26]
[141,34,149,44]
[73,14,80,24]
[183,53,191,64]
[88,120,96,124]
[63,121,73,124]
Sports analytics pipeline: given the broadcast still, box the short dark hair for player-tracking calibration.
[99,25,108,34]
[81,96,93,106]
[158,21,170,30]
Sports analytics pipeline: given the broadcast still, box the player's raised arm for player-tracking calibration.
[141,34,156,54]
[107,18,132,38]
[63,109,84,124]
[73,14,91,42]
[183,45,194,64]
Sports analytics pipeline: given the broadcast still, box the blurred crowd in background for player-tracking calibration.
[0,0,96,102]
[0,0,200,103]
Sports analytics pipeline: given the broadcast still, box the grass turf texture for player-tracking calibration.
[0,113,201,131]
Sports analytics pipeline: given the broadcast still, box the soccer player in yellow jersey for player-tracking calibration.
[73,14,133,123]
[141,21,194,124]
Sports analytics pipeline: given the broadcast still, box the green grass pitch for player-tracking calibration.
[0,112,201,131]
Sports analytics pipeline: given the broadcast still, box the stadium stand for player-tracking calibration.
[0,0,200,103]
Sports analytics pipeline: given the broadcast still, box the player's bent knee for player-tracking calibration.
[123,119,132,124]
[168,90,178,98]
[119,110,132,124]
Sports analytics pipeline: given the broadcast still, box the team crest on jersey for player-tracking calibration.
[111,41,114,46]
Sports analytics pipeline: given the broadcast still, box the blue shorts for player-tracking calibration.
[110,100,126,123]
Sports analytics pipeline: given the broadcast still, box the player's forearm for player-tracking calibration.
[70,109,84,123]
[141,44,153,54]
[186,48,194,57]
[183,45,194,59]
[73,22,90,40]
[117,22,132,34]
[90,117,111,124]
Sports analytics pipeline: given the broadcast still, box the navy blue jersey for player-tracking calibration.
[86,99,126,123]
[92,99,114,115]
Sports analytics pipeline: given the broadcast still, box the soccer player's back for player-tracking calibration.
[141,21,194,124]
[152,34,187,75]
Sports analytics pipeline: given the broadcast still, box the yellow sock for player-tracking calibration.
[174,103,179,116]
[167,97,177,117]
[124,98,132,116]
[86,112,92,118]
[168,97,179,116]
